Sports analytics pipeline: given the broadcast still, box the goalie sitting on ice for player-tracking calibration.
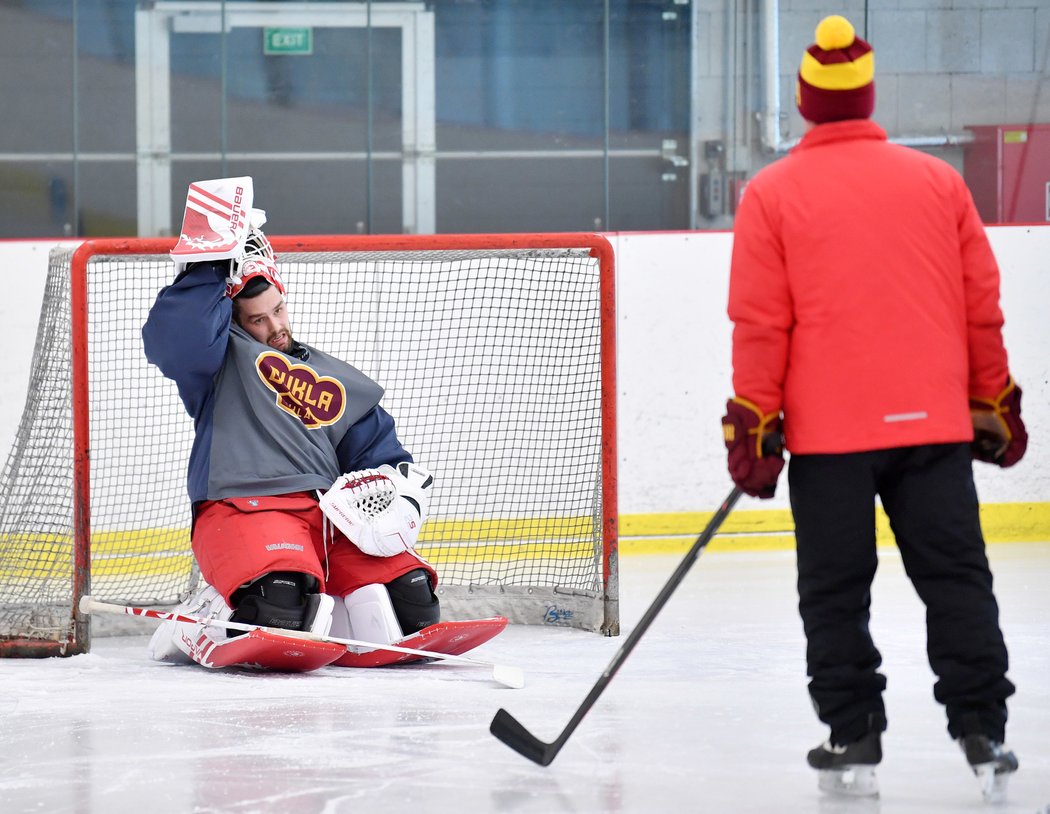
[142,177,439,671]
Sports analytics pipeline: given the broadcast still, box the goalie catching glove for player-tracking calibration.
[319,462,434,557]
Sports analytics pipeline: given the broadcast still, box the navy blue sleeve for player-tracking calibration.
[335,405,413,471]
[142,261,233,418]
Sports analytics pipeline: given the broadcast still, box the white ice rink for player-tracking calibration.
[2,544,1049,814]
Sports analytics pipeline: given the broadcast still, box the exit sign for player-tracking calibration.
[264,27,313,56]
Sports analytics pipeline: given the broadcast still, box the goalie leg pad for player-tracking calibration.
[343,583,404,645]
[147,578,338,670]
[230,571,333,636]
[148,582,232,664]
[387,568,440,634]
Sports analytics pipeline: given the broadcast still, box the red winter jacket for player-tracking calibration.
[728,119,1010,454]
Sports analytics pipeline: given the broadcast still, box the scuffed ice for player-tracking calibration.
[2,546,1049,813]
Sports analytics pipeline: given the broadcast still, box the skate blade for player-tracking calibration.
[817,766,879,798]
[973,763,1009,803]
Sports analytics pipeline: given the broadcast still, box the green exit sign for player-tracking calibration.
[264,28,313,56]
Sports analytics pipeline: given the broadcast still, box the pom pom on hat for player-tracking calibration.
[815,15,856,50]
[796,15,875,124]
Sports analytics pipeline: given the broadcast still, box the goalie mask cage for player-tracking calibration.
[0,234,618,657]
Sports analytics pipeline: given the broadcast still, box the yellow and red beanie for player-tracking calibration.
[796,15,874,124]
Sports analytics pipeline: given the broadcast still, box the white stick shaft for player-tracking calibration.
[78,595,524,687]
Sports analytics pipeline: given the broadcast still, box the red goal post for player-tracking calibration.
[0,233,618,656]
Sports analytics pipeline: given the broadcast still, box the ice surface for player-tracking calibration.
[2,544,1049,814]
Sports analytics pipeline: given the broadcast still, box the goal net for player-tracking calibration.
[0,234,618,657]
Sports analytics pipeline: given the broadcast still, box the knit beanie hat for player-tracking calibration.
[796,15,874,124]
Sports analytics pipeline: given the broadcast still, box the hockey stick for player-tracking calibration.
[490,485,744,764]
[78,595,524,689]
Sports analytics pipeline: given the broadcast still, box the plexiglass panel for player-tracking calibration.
[0,1,1048,237]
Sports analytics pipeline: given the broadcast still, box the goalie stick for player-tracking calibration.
[78,596,524,689]
[490,485,744,764]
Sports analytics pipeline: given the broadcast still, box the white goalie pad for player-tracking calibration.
[147,583,232,665]
[331,584,404,646]
[319,463,433,557]
[170,176,257,268]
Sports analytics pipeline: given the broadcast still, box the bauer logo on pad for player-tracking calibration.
[171,176,254,263]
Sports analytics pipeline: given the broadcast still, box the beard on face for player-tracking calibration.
[268,325,293,350]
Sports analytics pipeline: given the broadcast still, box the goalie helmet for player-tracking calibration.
[225,210,287,299]
[226,255,287,300]
[241,208,275,265]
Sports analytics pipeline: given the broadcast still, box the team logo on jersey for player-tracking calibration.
[256,352,346,428]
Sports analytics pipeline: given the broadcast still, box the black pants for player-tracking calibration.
[789,443,1014,744]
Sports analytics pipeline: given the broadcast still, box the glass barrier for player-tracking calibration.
[0,1,1046,236]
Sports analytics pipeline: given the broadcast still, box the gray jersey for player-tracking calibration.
[205,324,384,499]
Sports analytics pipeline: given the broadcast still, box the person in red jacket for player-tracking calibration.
[722,14,1027,802]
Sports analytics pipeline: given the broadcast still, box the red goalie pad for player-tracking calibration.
[186,627,347,672]
[333,617,508,669]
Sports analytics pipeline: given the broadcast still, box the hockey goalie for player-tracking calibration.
[141,177,504,672]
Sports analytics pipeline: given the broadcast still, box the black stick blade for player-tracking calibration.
[489,486,744,767]
[490,708,559,766]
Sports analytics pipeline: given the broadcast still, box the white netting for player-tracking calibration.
[0,239,617,655]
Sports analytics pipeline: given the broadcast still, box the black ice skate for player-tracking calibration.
[807,727,882,798]
[959,734,1018,803]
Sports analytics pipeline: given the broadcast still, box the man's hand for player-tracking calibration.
[721,397,785,499]
[970,376,1027,468]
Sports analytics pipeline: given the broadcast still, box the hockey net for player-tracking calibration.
[0,234,618,657]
